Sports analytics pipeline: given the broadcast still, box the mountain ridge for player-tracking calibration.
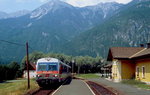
[0,1,129,62]
[64,0,150,57]
[0,10,30,19]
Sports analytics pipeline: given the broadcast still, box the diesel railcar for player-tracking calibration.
[36,57,71,87]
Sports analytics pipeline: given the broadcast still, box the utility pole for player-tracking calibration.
[26,42,30,89]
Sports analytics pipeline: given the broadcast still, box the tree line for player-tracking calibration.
[21,52,105,74]
[0,51,105,82]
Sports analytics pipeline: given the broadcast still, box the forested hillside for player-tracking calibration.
[64,0,150,57]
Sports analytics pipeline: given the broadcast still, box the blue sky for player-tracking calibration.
[0,0,132,13]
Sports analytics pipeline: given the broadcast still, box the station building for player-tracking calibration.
[107,44,150,84]
[23,62,36,78]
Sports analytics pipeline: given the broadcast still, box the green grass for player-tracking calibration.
[121,80,150,90]
[0,78,39,95]
[75,73,100,79]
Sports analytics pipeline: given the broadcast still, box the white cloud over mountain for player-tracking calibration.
[62,0,132,7]
[0,0,132,13]
[16,0,132,5]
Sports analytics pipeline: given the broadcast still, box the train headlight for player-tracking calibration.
[55,74,58,77]
[53,74,58,77]
[37,74,42,77]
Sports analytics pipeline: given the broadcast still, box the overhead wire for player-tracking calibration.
[0,39,25,46]
[0,39,36,52]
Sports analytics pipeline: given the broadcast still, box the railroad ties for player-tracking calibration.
[32,87,55,95]
[25,85,60,95]
[86,81,117,95]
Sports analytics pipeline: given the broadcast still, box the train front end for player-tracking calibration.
[36,58,60,87]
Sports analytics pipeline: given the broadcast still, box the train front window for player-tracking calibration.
[38,64,47,71]
[48,64,58,71]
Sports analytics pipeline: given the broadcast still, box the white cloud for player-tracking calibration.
[115,0,132,4]
[15,0,133,6]
[62,0,132,7]
[62,0,103,7]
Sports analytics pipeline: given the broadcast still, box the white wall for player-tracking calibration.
[23,70,36,78]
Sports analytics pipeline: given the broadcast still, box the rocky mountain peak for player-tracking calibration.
[30,0,73,19]
[44,0,73,8]
[86,2,123,18]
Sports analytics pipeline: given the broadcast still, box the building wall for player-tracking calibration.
[121,60,135,79]
[112,59,122,82]
[23,70,36,78]
[135,59,150,83]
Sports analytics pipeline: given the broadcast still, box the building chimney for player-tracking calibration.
[140,44,144,47]
[147,43,150,48]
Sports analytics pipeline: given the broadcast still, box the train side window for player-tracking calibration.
[65,66,67,72]
[62,66,67,73]
[60,65,63,74]
[67,67,69,73]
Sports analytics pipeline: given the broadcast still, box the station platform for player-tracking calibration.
[53,79,94,95]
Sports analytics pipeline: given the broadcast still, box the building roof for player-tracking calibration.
[24,63,36,70]
[107,47,145,61]
[131,48,150,59]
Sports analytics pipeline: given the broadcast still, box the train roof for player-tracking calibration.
[37,57,59,63]
[37,57,71,68]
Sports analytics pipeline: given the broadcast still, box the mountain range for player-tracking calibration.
[64,0,150,57]
[0,10,30,19]
[0,0,149,62]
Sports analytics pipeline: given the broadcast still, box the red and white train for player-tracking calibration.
[36,57,71,87]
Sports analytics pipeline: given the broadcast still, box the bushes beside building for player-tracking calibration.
[0,62,21,82]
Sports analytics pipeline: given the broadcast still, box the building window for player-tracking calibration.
[114,66,117,77]
[136,67,139,78]
[142,66,145,78]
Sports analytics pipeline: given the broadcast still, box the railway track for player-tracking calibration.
[32,87,55,95]
[26,78,72,95]
[86,81,118,95]
[25,85,60,95]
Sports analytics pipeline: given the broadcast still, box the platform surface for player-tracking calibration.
[53,79,94,95]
